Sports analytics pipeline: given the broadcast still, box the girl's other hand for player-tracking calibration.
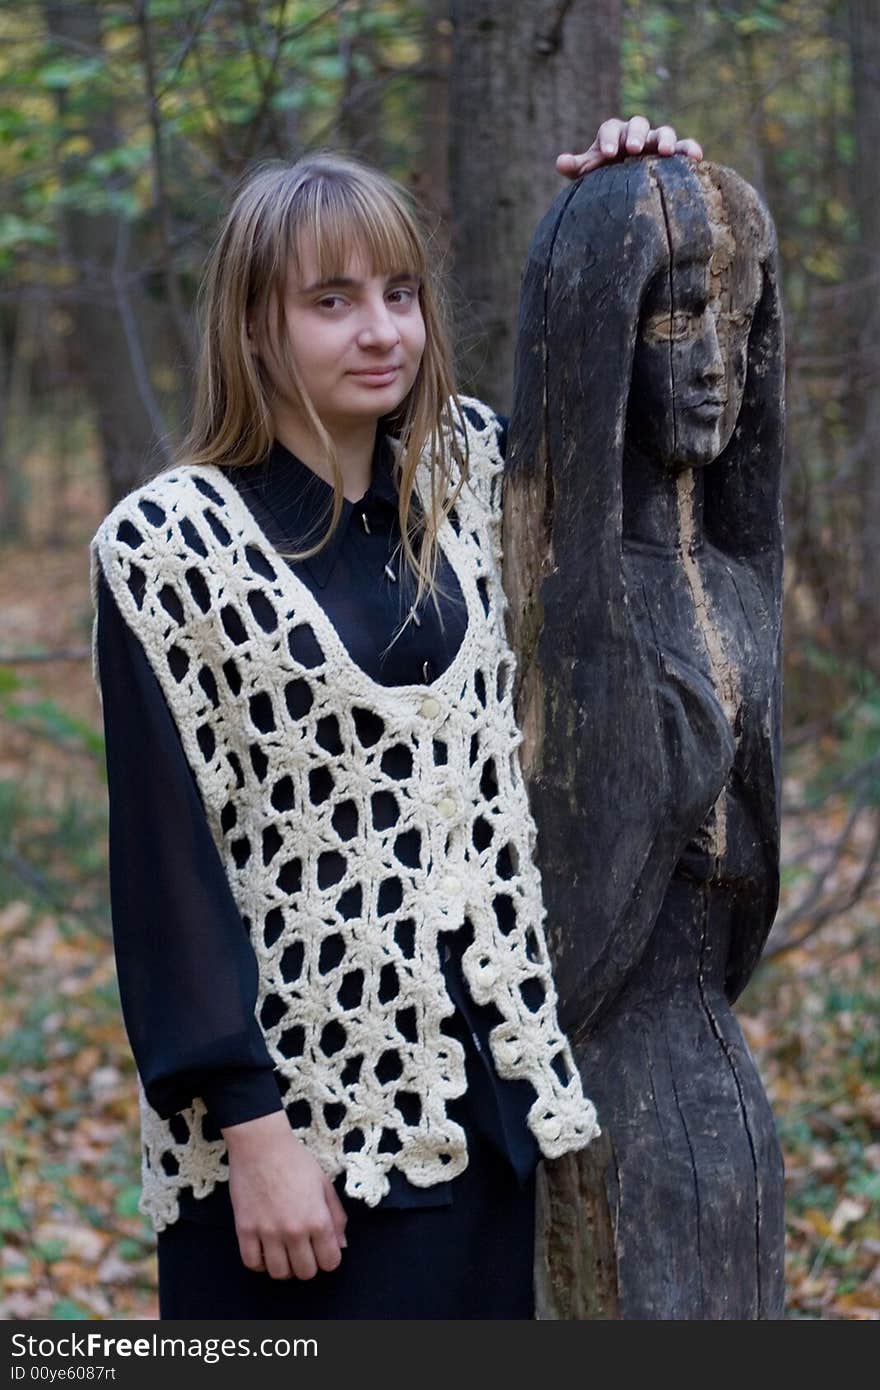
[223,1109,349,1280]
[556,114,703,179]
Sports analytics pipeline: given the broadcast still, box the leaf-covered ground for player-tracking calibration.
[0,525,877,1320]
[738,763,880,1320]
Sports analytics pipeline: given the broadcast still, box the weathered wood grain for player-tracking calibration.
[506,156,786,1320]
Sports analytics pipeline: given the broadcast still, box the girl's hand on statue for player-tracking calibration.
[556,115,703,179]
[223,1109,349,1280]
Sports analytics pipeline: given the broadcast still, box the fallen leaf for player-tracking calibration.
[31,1221,107,1262]
[831,1198,869,1235]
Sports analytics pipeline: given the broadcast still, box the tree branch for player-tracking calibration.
[134,0,196,364]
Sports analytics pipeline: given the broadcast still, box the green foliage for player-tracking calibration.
[622,0,857,298]
[114,1185,143,1219]
[0,1163,27,1235]
[0,213,54,254]
[1,693,105,761]
[793,651,880,807]
[722,1,787,35]
[48,1300,91,1320]
[0,0,429,300]
[37,57,106,91]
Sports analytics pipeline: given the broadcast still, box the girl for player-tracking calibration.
[90,116,704,1320]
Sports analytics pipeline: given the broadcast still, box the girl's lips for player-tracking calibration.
[350,366,400,382]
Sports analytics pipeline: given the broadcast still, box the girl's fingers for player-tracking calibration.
[555,150,596,175]
[324,1177,349,1247]
[557,117,704,178]
[263,1235,297,1281]
[555,151,576,171]
[238,1230,267,1272]
[623,114,653,151]
[310,1217,345,1274]
[597,117,627,155]
[645,123,678,154]
[287,1234,320,1281]
[675,137,704,160]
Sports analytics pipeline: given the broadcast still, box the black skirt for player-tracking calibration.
[157,1109,537,1320]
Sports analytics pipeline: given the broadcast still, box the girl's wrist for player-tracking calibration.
[222,1108,292,1148]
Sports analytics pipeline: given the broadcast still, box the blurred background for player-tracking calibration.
[0,0,877,1319]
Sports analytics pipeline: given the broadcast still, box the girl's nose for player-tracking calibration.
[358,299,400,347]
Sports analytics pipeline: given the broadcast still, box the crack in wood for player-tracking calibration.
[694,882,764,1317]
[662,1014,706,1317]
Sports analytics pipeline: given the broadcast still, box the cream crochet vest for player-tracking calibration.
[89,397,599,1232]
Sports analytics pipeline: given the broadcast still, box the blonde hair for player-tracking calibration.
[176,149,470,646]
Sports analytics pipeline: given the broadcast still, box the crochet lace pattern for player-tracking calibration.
[89,395,600,1232]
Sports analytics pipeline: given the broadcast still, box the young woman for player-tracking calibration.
[90,115,704,1320]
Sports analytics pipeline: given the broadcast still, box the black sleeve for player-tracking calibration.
[96,563,284,1130]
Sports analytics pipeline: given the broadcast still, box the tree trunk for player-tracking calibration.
[337,0,385,166]
[448,0,621,411]
[413,0,452,261]
[848,0,880,672]
[43,1,172,502]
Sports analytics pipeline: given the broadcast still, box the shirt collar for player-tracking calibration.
[232,427,401,589]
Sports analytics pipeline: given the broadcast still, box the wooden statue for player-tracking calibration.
[503,155,786,1320]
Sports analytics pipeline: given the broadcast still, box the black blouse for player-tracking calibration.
[96,408,541,1225]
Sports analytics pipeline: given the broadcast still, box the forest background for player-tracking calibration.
[0,0,877,1320]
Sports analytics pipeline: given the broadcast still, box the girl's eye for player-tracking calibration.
[314,288,416,311]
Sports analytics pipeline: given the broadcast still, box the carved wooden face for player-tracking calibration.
[627,255,757,470]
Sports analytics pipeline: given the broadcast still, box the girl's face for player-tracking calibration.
[255,233,426,435]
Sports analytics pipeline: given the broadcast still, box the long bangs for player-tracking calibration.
[283,168,427,294]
